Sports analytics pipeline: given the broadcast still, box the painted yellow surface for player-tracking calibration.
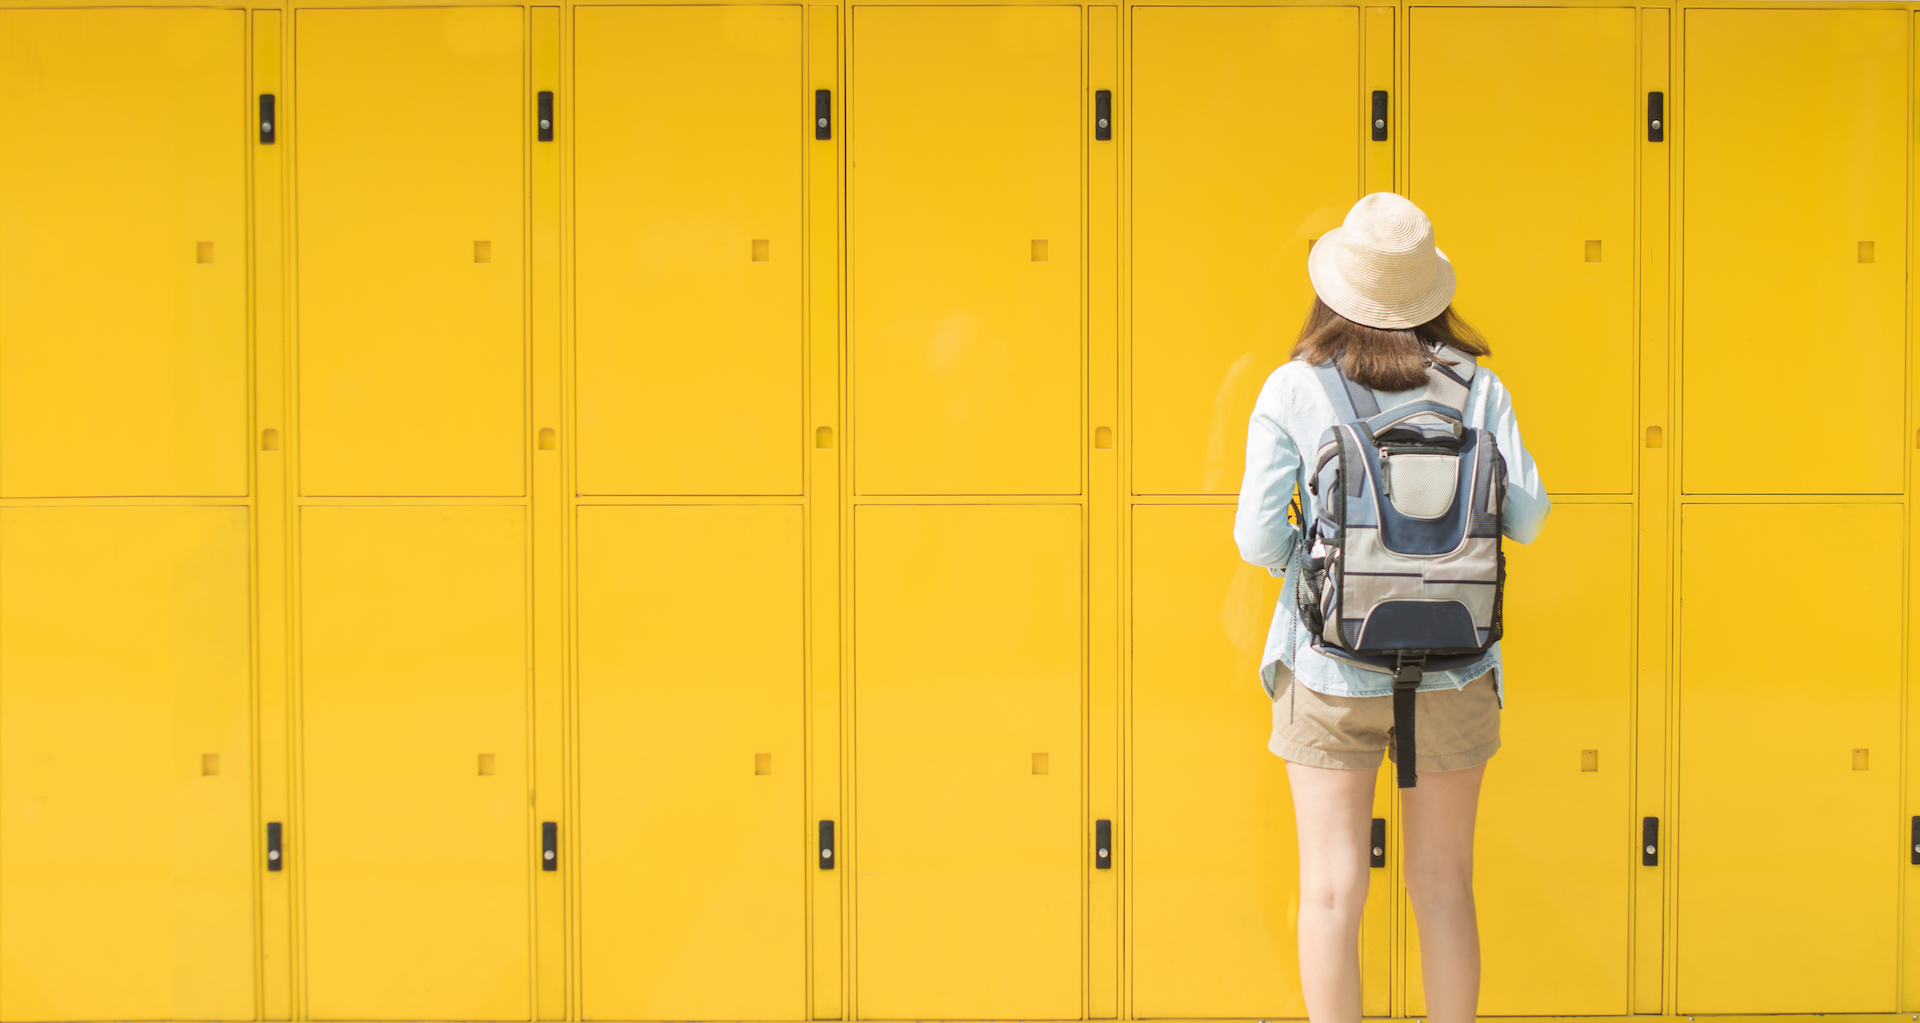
[295,8,526,497]
[1407,7,1636,495]
[1129,7,1358,497]
[0,508,253,1022]
[299,507,529,1020]
[0,10,246,498]
[850,6,1082,496]
[574,6,805,497]
[1129,505,1298,1016]
[576,506,806,1020]
[1408,503,1636,1016]
[1676,504,1901,1013]
[2,3,1920,1018]
[853,505,1081,1018]
[1681,9,1906,494]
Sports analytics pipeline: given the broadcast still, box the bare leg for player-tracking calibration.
[1402,763,1486,1023]
[1286,761,1378,1023]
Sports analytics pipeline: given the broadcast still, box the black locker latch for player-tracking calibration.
[1094,819,1112,868]
[537,91,554,142]
[541,821,558,870]
[1642,817,1660,866]
[259,95,276,145]
[266,821,283,871]
[1910,817,1918,866]
[1647,92,1664,143]
[815,90,832,141]
[819,820,835,868]
[1369,818,1386,868]
[1370,91,1388,142]
[1094,90,1113,142]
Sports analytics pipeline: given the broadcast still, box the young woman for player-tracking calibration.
[1233,192,1550,1023]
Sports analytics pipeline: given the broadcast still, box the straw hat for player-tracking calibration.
[1307,192,1456,330]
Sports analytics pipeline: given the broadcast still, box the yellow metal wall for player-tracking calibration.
[0,2,1915,1021]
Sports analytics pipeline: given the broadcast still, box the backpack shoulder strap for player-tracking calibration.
[1311,358,1381,424]
[1421,348,1475,414]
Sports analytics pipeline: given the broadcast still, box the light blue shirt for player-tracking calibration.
[1232,357,1550,702]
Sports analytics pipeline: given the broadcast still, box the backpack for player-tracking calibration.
[1290,349,1507,789]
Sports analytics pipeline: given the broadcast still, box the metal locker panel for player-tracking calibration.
[1676,504,1900,1011]
[576,505,805,1020]
[1405,504,1634,1015]
[0,10,247,498]
[295,8,526,498]
[1407,7,1637,496]
[1682,10,1905,494]
[853,504,1081,1017]
[1129,7,1359,496]
[850,7,1082,496]
[1129,505,1298,1017]
[0,508,253,1021]
[574,6,805,497]
[300,507,530,1020]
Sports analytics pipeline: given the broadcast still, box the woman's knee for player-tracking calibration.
[1301,860,1371,914]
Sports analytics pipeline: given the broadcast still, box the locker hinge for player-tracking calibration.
[1094,819,1112,867]
[266,821,284,871]
[818,819,835,868]
[1369,818,1386,868]
[541,821,558,870]
[1642,816,1659,866]
[1370,91,1388,142]
[537,91,554,142]
[259,95,276,145]
[1094,90,1113,142]
[815,90,832,141]
[1647,92,1664,143]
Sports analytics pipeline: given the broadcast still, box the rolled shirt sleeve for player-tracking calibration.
[1233,373,1303,574]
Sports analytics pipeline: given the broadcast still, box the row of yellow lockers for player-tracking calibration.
[0,2,1908,499]
[0,2,1916,1023]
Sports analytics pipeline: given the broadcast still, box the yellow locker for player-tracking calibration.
[1129,7,1359,496]
[1676,504,1900,1012]
[296,8,526,498]
[850,7,1081,496]
[1407,504,1634,1015]
[0,10,247,498]
[854,505,1081,1017]
[1129,505,1296,1016]
[0,508,252,1021]
[575,7,805,497]
[1407,8,1636,495]
[1682,10,1905,494]
[576,506,805,1020]
[300,507,529,1020]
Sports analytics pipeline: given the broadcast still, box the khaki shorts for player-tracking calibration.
[1269,670,1500,772]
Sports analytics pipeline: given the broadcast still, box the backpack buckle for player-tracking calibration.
[1393,654,1426,689]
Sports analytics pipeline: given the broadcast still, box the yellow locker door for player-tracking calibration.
[300,507,530,1020]
[0,10,246,498]
[1676,504,1900,1011]
[0,508,252,1021]
[576,506,805,1019]
[854,505,1081,1017]
[575,7,804,497]
[1682,11,1905,494]
[1130,505,1294,1016]
[850,7,1081,496]
[1130,7,1359,496]
[1405,505,1634,1015]
[1407,8,1636,495]
[296,8,526,498]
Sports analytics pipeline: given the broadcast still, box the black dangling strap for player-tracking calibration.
[1392,656,1423,789]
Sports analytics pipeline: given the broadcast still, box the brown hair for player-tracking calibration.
[1290,297,1492,392]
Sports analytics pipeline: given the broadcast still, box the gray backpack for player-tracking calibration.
[1291,349,1506,788]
